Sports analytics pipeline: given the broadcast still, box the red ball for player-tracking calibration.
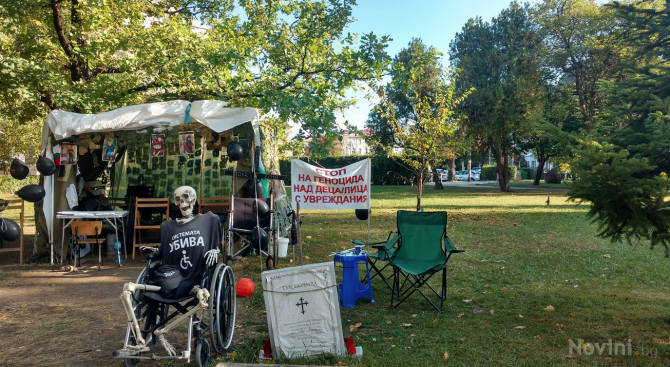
[236,278,255,297]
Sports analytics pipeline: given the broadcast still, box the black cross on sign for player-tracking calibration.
[296,297,308,314]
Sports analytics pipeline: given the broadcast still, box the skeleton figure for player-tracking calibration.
[123,186,219,357]
[142,186,219,266]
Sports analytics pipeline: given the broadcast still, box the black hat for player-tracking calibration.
[153,265,183,298]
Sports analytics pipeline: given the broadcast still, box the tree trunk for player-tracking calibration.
[533,159,546,186]
[416,171,423,211]
[449,159,456,181]
[467,152,472,182]
[492,146,511,192]
[433,167,444,190]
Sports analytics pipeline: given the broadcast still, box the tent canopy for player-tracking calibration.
[39,100,261,265]
[45,100,260,145]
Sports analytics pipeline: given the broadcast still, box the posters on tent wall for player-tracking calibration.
[290,158,371,210]
[151,134,166,157]
[102,138,116,162]
[262,262,345,359]
[59,143,77,165]
[179,131,195,155]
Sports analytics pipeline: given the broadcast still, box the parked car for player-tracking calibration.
[436,168,449,182]
[455,171,468,181]
[472,167,482,174]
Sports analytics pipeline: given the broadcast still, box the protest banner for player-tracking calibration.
[291,159,371,210]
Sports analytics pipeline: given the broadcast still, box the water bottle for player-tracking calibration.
[113,240,122,264]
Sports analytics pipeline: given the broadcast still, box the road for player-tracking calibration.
[426,180,568,191]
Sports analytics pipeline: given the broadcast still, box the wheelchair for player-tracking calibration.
[114,251,236,366]
[226,197,274,268]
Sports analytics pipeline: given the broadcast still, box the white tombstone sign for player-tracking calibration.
[262,262,345,359]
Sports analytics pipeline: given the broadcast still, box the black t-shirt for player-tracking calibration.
[159,212,220,296]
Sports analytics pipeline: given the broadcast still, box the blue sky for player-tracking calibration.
[331,0,539,130]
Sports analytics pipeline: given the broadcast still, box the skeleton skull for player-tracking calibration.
[174,186,197,219]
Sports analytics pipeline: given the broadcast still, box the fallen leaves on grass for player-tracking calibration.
[401,323,412,327]
[603,254,611,258]
[514,326,526,329]
[457,313,465,319]
[495,359,504,364]
[306,236,312,239]
[544,305,555,312]
[349,323,362,332]
[386,320,392,324]
[490,309,495,315]
[473,308,484,314]
[443,352,449,360]
[519,314,524,318]
[412,314,418,318]
[463,299,473,303]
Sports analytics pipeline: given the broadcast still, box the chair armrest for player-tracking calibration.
[146,252,161,261]
[444,236,463,253]
[352,239,386,246]
[372,235,400,251]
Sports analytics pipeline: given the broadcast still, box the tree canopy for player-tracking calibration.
[449,1,545,191]
[566,0,670,254]
[374,39,470,209]
[0,0,390,161]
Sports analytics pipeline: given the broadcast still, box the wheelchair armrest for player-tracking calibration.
[146,252,161,261]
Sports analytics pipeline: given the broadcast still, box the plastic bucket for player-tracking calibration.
[277,237,289,258]
[106,233,116,256]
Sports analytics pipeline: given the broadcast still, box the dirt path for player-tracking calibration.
[0,262,146,367]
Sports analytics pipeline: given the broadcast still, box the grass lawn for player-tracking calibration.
[508,180,569,189]
[217,185,670,366]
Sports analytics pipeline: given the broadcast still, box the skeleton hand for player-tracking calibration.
[140,246,159,253]
[204,248,220,267]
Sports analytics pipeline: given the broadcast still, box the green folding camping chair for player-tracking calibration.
[353,231,400,292]
[388,210,463,312]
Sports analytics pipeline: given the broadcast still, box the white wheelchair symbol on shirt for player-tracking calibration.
[180,250,193,270]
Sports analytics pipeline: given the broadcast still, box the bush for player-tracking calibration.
[519,167,545,180]
[279,155,415,185]
[0,174,40,195]
[481,165,518,181]
[544,167,562,184]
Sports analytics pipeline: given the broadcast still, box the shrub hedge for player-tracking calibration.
[481,165,518,181]
[0,175,40,195]
[519,167,545,180]
[279,155,414,185]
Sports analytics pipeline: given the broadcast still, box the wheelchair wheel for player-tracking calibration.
[195,338,211,367]
[208,263,236,353]
[123,335,141,367]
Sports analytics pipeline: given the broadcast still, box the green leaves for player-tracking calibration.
[0,0,390,160]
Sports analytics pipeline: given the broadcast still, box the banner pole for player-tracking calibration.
[367,158,371,243]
